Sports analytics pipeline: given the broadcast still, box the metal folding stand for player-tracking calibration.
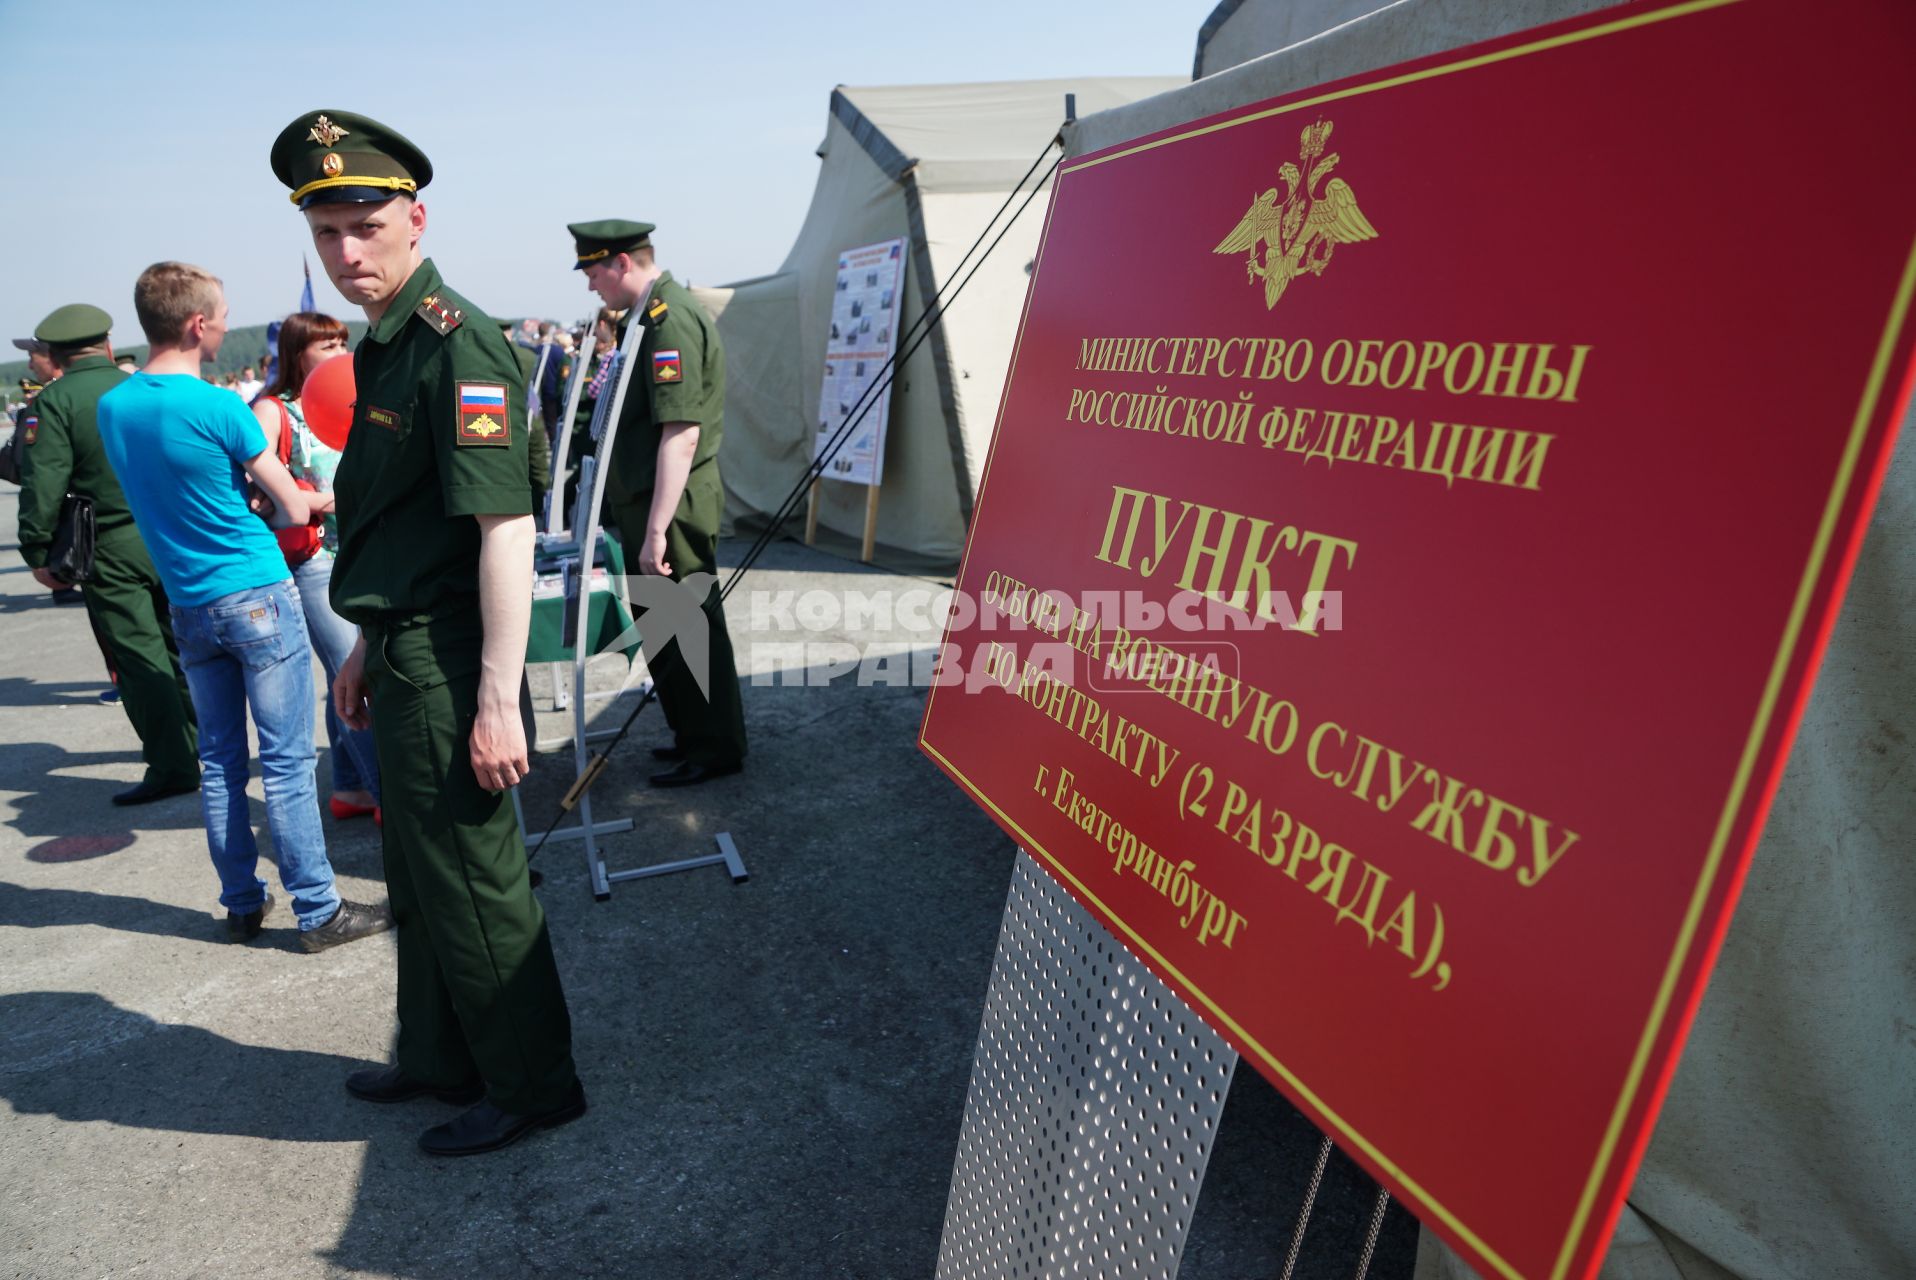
[518,461,638,887]
[521,308,747,901]
[538,329,596,714]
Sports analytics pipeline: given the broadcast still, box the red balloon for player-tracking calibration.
[302,354,356,451]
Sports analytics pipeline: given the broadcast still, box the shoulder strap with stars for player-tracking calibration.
[415,293,465,336]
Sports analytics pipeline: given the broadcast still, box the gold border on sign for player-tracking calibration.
[924,0,1916,1276]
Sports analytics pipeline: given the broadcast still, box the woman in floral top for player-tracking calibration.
[251,312,381,821]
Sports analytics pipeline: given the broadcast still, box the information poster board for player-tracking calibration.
[918,3,1916,1278]
[816,238,906,485]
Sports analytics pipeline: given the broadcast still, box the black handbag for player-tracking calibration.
[46,492,96,584]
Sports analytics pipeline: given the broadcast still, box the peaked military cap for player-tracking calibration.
[271,110,433,209]
[35,304,113,346]
[11,336,48,355]
[568,219,654,270]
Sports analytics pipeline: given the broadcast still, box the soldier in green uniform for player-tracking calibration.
[270,110,583,1155]
[571,220,748,786]
[16,304,200,804]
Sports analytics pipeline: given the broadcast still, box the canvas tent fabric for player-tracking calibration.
[697,76,1179,568]
[1065,4,1916,1278]
[1192,0,1401,79]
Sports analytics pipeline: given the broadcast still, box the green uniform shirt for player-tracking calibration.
[608,272,724,503]
[17,355,133,568]
[329,258,532,624]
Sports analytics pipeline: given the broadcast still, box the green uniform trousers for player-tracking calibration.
[83,524,199,785]
[364,607,578,1114]
[609,468,747,768]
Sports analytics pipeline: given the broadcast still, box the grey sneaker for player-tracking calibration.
[226,892,275,943]
[300,900,395,953]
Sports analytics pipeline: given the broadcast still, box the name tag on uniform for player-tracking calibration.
[366,406,401,431]
[653,350,683,383]
[455,383,510,447]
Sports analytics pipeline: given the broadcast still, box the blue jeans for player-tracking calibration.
[171,579,341,930]
[292,554,381,802]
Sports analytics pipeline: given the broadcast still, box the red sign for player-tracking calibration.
[918,3,1916,1277]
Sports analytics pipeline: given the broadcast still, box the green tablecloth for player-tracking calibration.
[527,531,637,665]
[527,588,638,665]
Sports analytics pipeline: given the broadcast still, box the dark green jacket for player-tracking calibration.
[608,272,725,503]
[329,259,532,623]
[17,355,133,567]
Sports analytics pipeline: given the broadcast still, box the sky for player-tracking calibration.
[0,0,1215,344]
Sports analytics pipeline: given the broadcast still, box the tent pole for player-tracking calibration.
[861,483,880,563]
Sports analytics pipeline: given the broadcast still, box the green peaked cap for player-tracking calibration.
[568,219,654,270]
[270,110,432,210]
[35,303,113,346]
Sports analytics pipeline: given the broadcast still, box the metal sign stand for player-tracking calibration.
[938,853,1404,1279]
[522,308,747,901]
[937,852,1238,1279]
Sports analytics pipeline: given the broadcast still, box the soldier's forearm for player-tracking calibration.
[475,512,535,710]
[647,423,700,537]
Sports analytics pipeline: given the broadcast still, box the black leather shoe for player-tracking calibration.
[650,743,686,762]
[346,1065,484,1106]
[300,900,396,953]
[647,759,743,788]
[226,892,275,943]
[112,776,199,806]
[418,1081,587,1156]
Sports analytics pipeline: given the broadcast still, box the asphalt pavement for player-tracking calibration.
[0,487,1420,1280]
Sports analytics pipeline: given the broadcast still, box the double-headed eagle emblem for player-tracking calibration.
[308,115,350,148]
[1214,119,1377,309]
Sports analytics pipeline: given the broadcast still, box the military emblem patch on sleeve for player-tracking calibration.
[455,383,510,446]
[20,413,36,445]
[653,350,683,383]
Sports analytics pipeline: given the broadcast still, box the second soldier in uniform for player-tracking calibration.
[271,110,584,1154]
[572,219,748,785]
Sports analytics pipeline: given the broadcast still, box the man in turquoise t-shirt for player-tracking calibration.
[99,260,393,952]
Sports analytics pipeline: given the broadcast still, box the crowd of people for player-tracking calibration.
[4,106,747,1157]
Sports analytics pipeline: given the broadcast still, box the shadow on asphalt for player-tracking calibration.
[6,743,205,835]
[0,882,244,946]
[0,992,376,1141]
[0,677,123,706]
[0,593,88,616]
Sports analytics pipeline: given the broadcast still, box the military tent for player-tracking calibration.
[696,76,1180,569]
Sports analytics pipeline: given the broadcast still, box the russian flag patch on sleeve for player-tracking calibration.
[653,350,683,383]
[455,382,510,446]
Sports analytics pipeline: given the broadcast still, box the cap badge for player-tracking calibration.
[321,153,344,177]
[308,115,350,148]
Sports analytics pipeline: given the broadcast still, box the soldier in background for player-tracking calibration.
[15,305,199,804]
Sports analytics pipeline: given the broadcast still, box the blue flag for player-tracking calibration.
[299,256,315,313]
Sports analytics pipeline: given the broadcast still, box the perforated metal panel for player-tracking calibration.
[937,852,1239,1280]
